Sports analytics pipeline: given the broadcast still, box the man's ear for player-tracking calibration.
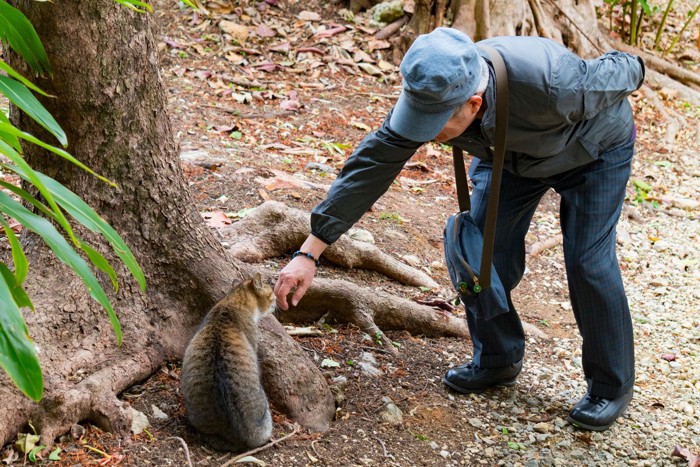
[468,95,483,113]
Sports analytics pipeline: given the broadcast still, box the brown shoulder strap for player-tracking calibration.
[451,44,509,290]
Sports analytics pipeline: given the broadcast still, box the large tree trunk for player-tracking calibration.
[2,0,334,447]
[404,0,606,58]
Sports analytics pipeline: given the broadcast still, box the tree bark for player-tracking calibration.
[3,0,334,447]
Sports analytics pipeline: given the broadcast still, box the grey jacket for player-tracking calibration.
[311,36,644,245]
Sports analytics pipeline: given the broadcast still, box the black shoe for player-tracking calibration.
[567,387,634,431]
[442,360,522,394]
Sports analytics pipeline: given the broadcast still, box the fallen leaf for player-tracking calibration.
[219,20,249,44]
[14,434,40,454]
[357,62,383,76]
[270,41,292,53]
[672,445,700,467]
[256,23,276,37]
[350,120,371,131]
[253,62,283,72]
[321,358,340,368]
[297,10,321,21]
[213,124,237,132]
[202,211,232,228]
[280,99,301,111]
[313,25,347,38]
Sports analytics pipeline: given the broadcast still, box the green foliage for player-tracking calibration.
[0,2,145,401]
[601,0,700,49]
[0,0,51,75]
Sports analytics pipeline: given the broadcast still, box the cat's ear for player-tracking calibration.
[252,272,264,290]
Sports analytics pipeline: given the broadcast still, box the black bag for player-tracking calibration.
[444,211,509,320]
[443,44,510,321]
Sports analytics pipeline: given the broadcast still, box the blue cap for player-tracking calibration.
[390,28,481,142]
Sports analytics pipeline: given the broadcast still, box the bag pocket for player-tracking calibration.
[443,212,510,320]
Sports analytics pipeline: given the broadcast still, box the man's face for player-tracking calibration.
[433,95,483,143]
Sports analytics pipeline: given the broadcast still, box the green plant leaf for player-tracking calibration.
[0,60,50,96]
[0,217,28,285]
[0,122,116,187]
[0,264,33,310]
[79,241,119,292]
[0,0,51,75]
[0,75,66,146]
[0,139,80,248]
[28,444,45,462]
[0,190,123,345]
[114,0,153,12]
[0,271,43,401]
[10,166,146,291]
[48,447,61,461]
[0,108,21,152]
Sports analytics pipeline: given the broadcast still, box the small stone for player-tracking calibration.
[429,441,439,450]
[468,417,484,428]
[681,403,694,415]
[306,162,336,174]
[372,0,405,23]
[380,403,403,425]
[70,424,85,440]
[534,422,553,433]
[151,405,168,420]
[348,228,375,244]
[439,450,450,459]
[130,408,150,435]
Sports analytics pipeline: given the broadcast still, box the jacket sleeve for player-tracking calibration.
[310,109,422,244]
[551,50,645,123]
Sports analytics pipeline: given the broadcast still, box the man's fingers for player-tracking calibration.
[274,277,298,310]
[290,281,310,307]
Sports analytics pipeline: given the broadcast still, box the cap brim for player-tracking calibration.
[389,91,456,142]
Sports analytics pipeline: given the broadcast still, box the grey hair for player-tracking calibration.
[475,56,489,95]
[451,57,490,117]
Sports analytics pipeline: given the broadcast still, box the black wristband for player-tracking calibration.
[292,250,320,267]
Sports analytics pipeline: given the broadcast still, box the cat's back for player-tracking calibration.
[180,273,275,451]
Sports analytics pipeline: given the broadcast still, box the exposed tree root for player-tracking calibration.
[222,201,439,289]
[276,277,470,354]
[638,85,686,146]
[0,347,164,449]
[614,41,700,91]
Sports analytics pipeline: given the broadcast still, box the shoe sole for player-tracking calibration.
[442,376,518,394]
[566,407,628,432]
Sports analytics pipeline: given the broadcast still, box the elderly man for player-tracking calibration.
[274,27,644,431]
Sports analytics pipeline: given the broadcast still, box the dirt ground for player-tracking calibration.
[4,0,700,465]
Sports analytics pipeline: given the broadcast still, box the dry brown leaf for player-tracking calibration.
[219,21,249,44]
[297,10,321,21]
[256,23,276,38]
[357,62,383,76]
[672,446,700,467]
[202,211,232,228]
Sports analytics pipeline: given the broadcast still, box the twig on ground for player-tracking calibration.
[639,85,685,145]
[373,435,394,459]
[310,439,323,459]
[528,234,563,257]
[205,105,297,119]
[375,16,409,40]
[360,345,394,355]
[164,437,193,467]
[220,423,302,467]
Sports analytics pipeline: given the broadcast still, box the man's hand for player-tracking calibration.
[274,255,317,310]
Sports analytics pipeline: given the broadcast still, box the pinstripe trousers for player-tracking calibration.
[466,138,636,399]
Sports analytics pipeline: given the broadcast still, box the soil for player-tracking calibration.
[3,0,699,465]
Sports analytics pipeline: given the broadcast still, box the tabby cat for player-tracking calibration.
[180,272,275,451]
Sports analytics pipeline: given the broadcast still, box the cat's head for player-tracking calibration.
[244,272,276,322]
